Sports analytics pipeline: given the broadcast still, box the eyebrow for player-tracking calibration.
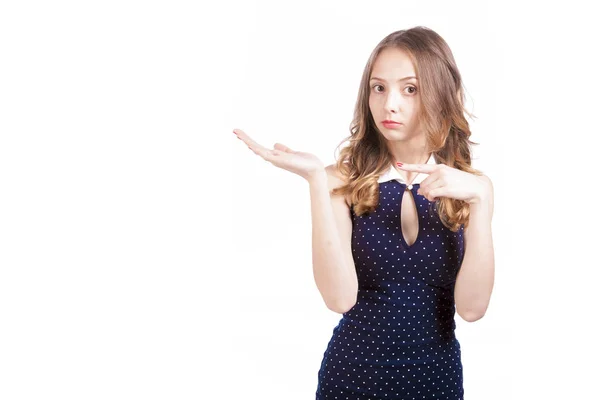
[369,76,417,82]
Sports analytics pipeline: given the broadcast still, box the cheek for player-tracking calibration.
[410,101,420,115]
[403,104,417,120]
[368,103,376,118]
[368,97,380,114]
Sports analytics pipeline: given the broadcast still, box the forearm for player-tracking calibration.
[454,199,495,321]
[308,171,358,312]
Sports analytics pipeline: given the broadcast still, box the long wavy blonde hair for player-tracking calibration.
[332,26,483,232]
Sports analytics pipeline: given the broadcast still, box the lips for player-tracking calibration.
[382,120,402,128]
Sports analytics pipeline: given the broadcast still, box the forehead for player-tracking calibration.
[370,47,416,79]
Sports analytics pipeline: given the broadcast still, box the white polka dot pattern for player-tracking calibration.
[316,181,465,399]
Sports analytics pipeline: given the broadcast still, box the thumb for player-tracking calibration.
[273,143,295,153]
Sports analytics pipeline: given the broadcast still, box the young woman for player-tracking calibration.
[234,26,494,400]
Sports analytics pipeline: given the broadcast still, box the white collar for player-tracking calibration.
[377,154,438,184]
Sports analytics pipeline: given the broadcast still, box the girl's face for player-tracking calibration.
[368,47,422,142]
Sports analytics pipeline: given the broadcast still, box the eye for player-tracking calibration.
[371,84,418,94]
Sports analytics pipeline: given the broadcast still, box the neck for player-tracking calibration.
[387,140,430,164]
[387,139,431,184]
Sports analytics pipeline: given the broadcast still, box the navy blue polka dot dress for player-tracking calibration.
[316,157,465,399]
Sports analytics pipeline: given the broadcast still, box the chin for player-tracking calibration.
[378,128,407,140]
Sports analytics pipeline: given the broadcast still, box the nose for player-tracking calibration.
[384,90,402,113]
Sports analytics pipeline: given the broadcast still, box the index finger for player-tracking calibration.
[396,163,438,174]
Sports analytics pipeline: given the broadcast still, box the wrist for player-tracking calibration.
[467,191,486,205]
[468,193,492,217]
[306,167,327,183]
[468,175,493,206]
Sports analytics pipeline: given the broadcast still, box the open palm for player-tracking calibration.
[233,128,324,181]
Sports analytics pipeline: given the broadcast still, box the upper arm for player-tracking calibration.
[324,164,357,301]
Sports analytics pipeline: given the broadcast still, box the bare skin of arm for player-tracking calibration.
[308,165,358,313]
[233,128,357,313]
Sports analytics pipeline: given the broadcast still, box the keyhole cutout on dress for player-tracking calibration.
[400,187,420,247]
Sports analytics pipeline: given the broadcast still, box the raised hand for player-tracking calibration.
[233,128,325,181]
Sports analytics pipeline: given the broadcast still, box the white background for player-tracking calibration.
[1,1,598,399]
